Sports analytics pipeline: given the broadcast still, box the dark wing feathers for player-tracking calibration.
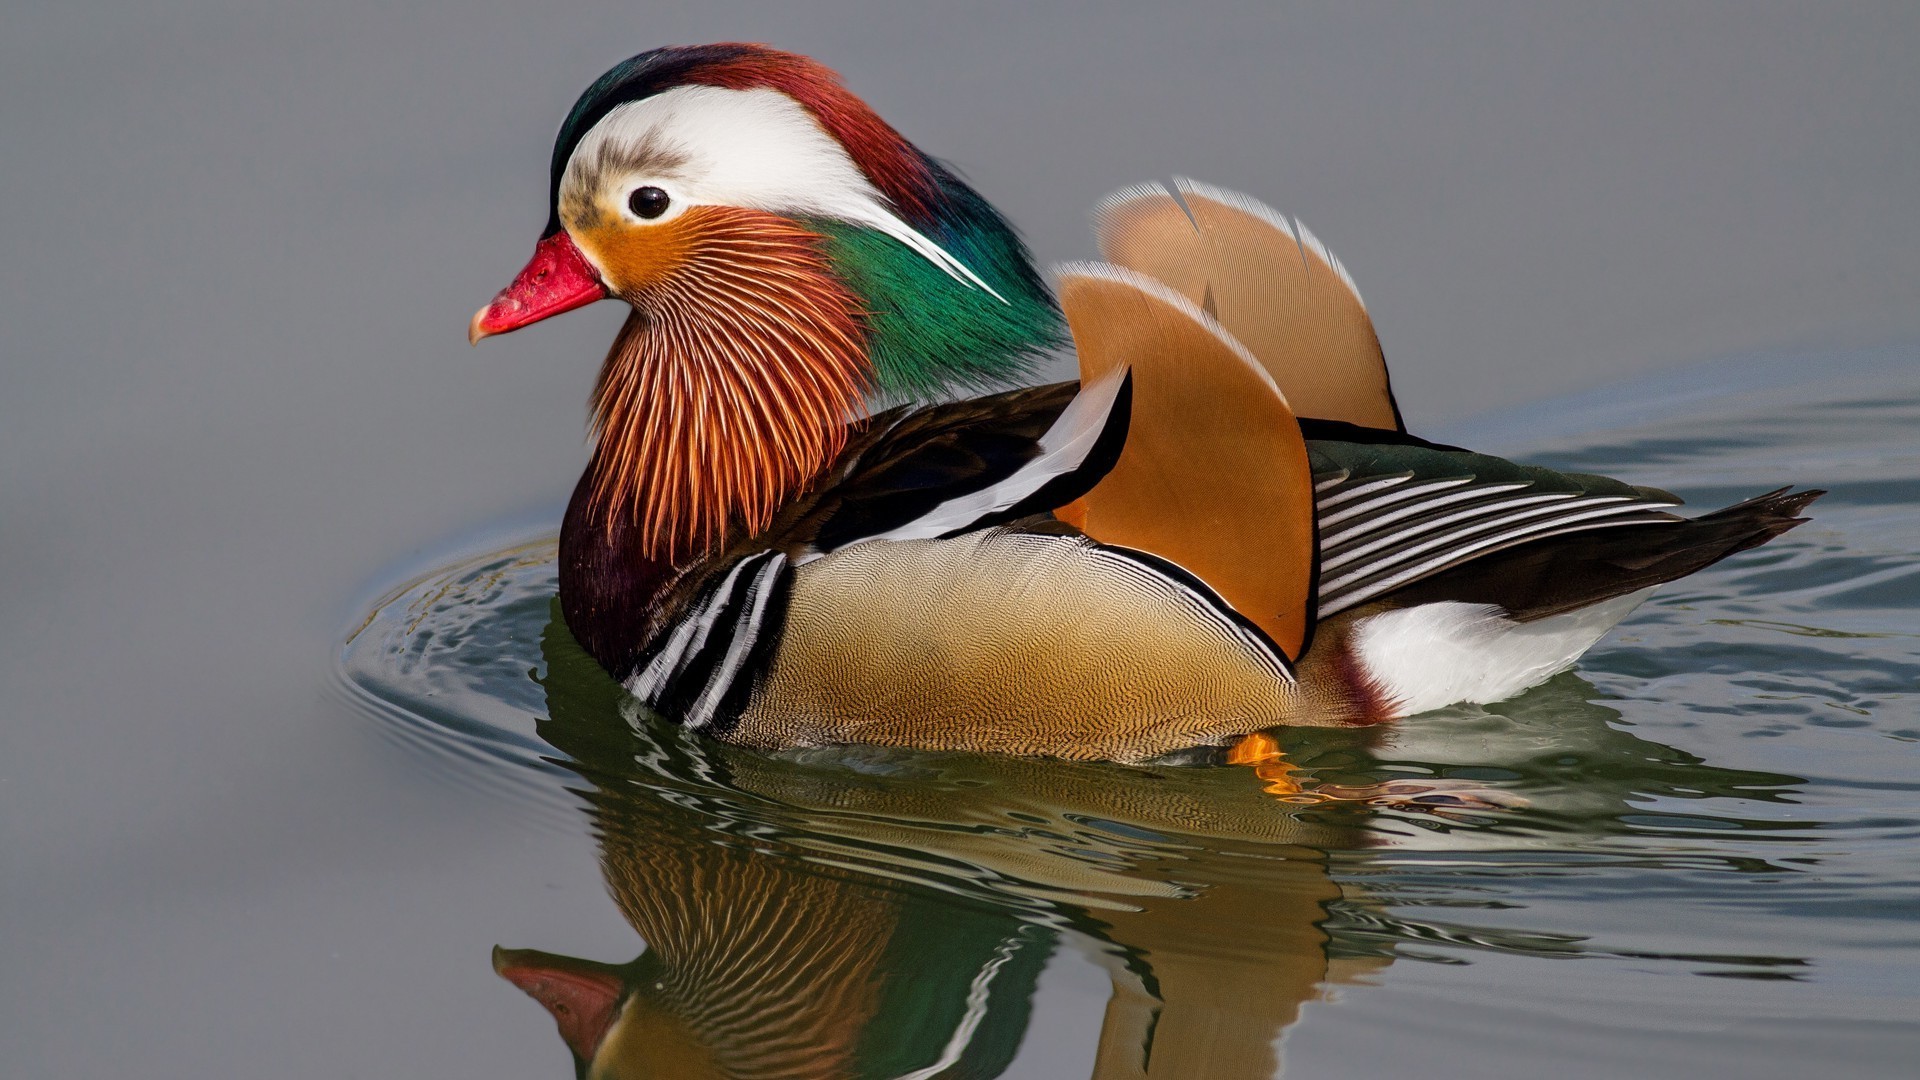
[777,408,1785,629]
[1309,439,1681,505]
[626,549,793,734]
[770,383,1075,553]
[1307,438,1691,619]
[638,391,1811,732]
[757,377,1133,557]
[1382,486,1824,621]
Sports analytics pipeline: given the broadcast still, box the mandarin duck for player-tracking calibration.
[469,43,1819,762]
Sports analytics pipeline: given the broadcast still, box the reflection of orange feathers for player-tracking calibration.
[1056,265,1317,659]
[1095,179,1400,431]
[588,208,870,560]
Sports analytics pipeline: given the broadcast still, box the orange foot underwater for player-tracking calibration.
[469,43,1820,762]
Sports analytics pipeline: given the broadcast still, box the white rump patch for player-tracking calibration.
[1352,588,1656,715]
[564,85,1004,301]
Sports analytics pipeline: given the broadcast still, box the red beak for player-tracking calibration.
[468,232,609,345]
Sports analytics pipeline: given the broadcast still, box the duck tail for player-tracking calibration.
[1689,486,1826,554]
[1385,487,1824,622]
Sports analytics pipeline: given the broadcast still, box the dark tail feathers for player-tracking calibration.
[1388,487,1824,622]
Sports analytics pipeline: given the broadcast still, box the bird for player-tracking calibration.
[468,43,1819,763]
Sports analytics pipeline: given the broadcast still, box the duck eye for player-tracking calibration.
[628,186,670,220]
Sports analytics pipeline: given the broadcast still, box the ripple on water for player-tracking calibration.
[337,352,1920,1074]
[334,538,579,829]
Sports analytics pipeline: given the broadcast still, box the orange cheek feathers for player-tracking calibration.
[573,212,702,297]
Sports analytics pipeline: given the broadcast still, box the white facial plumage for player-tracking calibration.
[559,85,1003,300]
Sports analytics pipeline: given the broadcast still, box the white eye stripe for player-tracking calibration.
[564,85,1005,302]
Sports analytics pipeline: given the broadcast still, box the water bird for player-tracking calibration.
[469,43,1819,762]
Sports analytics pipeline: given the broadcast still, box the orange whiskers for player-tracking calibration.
[587,208,870,561]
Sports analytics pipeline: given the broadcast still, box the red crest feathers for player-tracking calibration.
[678,44,941,225]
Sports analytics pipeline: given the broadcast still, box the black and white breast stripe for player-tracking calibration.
[1312,470,1682,618]
[625,550,791,733]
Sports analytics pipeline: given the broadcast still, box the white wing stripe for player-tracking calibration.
[1328,515,1677,614]
[1320,492,1594,573]
[1322,488,1552,564]
[1315,473,1411,511]
[628,618,701,703]
[846,368,1130,550]
[1318,476,1516,531]
[627,557,757,702]
[1321,501,1677,603]
[1323,498,1652,595]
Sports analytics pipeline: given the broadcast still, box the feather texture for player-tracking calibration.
[809,218,1064,395]
[732,530,1300,760]
[552,45,1066,401]
[1094,179,1401,430]
[1350,588,1658,713]
[586,208,869,561]
[548,43,947,236]
[846,368,1130,550]
[1379,486,1823,621]
[1056,262,1317,659]
[519,50,1832,757]
[1304,435,1697,618]
[764,381,1100,555]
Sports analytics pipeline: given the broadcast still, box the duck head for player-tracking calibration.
[471,44,1064,558]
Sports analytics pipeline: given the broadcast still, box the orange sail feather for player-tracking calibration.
[1056,263,1318,659]
[1095,179,1401,431]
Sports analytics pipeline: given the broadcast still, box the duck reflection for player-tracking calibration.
[498,610,1390,1079]
[494,608,1807,1078]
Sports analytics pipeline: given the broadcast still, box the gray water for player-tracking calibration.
[6,4,1920,1078]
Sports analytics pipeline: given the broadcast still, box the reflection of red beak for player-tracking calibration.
[492,945,626,1062]
[468,232,609,345]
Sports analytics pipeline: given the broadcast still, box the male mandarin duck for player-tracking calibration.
[469,43,1819,763]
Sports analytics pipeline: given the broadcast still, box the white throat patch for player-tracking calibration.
[561,85,1003,301]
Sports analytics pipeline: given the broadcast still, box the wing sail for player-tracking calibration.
[779,381,1125,557]
[1057,263,1318,658]
[1094,179,1402,431]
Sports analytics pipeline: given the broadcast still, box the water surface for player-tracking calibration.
[9,7,1920,1077]
[339,352,1920,1078]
